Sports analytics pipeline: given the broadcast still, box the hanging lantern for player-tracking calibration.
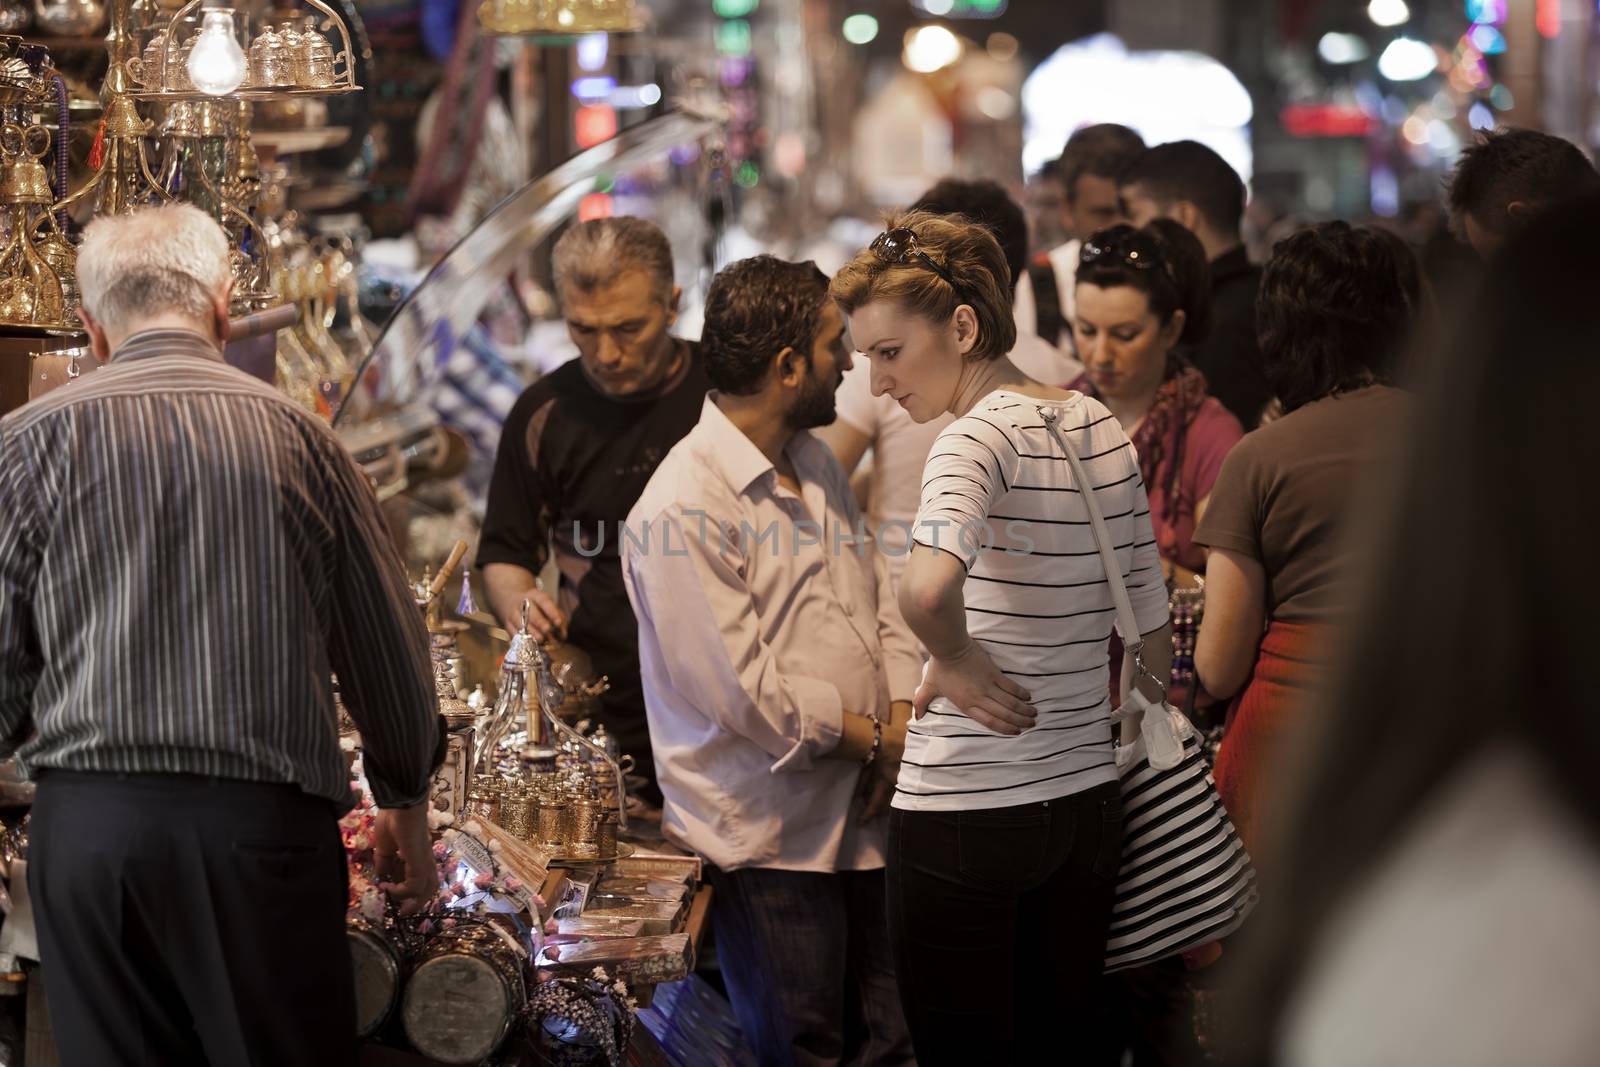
[477,0,640,37]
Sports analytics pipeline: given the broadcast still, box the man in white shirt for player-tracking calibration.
[1014,124,1146,352]
[624,255,920,1066]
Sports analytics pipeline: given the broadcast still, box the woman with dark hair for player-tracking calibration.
[1193,222,1419,852]
[1071,220,1243,591]
[831,210,1172,1063]
[1230,195,1600,1066]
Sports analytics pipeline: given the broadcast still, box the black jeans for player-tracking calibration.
[29,771,354,1066]
[886,782,1122,1066]
[706,867,914,1067]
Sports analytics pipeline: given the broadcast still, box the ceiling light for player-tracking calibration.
[903,25,962,74]
[1368,0,1410,27]
[1377,36,1437,80]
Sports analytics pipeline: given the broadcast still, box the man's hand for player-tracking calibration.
[858,712,907,823]
[483,563,567,642]
[914,640,1036,735]
[373,805,439,916]
[513,586,566,642]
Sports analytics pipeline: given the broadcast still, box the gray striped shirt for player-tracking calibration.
[0,329,439,810]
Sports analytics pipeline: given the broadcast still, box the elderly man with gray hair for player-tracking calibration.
[478,216,708,804]
[0,202,443,1064]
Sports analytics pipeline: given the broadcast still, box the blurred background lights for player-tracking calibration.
[1426,118,1459,152]
[903,25,963,74]
[1317,32,1371,64]
[985,32,1019,61]
[1378,37,1437,80]
[575,33,608,72]
[842,13,878,46]
[1468,100,1495,129]
[715,19,753,57]
[1368,0,1411,26]
[975,86,1017,120]
[571,76,616,101]
[1370,164,1399,216]
[1468,24,1507,54]
[1465,0,1507,23]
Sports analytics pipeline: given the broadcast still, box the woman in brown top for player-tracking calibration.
[1192,223,1423,852]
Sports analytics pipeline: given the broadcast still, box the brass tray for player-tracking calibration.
[127,85,362,102]
[546,841,635,868]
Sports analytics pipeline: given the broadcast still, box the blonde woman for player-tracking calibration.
[831,213,1172,1063]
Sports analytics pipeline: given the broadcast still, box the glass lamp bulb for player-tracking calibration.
[187,10,246,96]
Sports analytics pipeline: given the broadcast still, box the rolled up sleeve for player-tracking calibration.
[913,415,1019,568]
[625,506,843,772]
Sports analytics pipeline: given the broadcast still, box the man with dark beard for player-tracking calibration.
[623,256,919,1066]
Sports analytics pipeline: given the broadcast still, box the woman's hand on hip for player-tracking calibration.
[913,640,1036,735]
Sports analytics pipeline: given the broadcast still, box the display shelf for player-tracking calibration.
[0,321,83,338]
[250,125,350,154]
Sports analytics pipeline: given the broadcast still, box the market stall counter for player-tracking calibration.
[338,549,719,1067]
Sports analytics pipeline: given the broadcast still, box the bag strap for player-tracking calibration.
[1038,404,1166,704]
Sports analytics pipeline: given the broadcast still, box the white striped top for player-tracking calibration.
[892,390,1170,812]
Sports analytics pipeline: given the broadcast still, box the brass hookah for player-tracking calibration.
[474,599,624,830]
[54,0,170,220]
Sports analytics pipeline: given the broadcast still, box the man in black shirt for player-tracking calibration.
[1119,141,1272,429]
[479,218,708,800]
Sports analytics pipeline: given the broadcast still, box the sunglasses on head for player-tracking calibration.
[1080,226,1176,285]
[869,227,965,296]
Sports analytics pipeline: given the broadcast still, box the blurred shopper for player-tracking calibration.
[1016,124,1146,352]
[1025,157,1070,255]
[0,204,443,1065]
[1120,141,1272,428]
[915,178,1083,387]
[1447,126,1600,257]
[1231,195,1600,1067]
[832,211,1172,1065]
[1070,221,1240,594]
[1193,223,1420,854]
[819,179,1082,584]
[478,217,708,803]
[624,256,920,1067]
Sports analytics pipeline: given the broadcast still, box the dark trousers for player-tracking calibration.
[29,771,354,1067]
[886,782,1123,1067]
[706,866,914,1067]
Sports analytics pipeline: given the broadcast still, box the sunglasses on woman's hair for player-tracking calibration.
[1080,226,1176,284]
[869,227,964,295]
